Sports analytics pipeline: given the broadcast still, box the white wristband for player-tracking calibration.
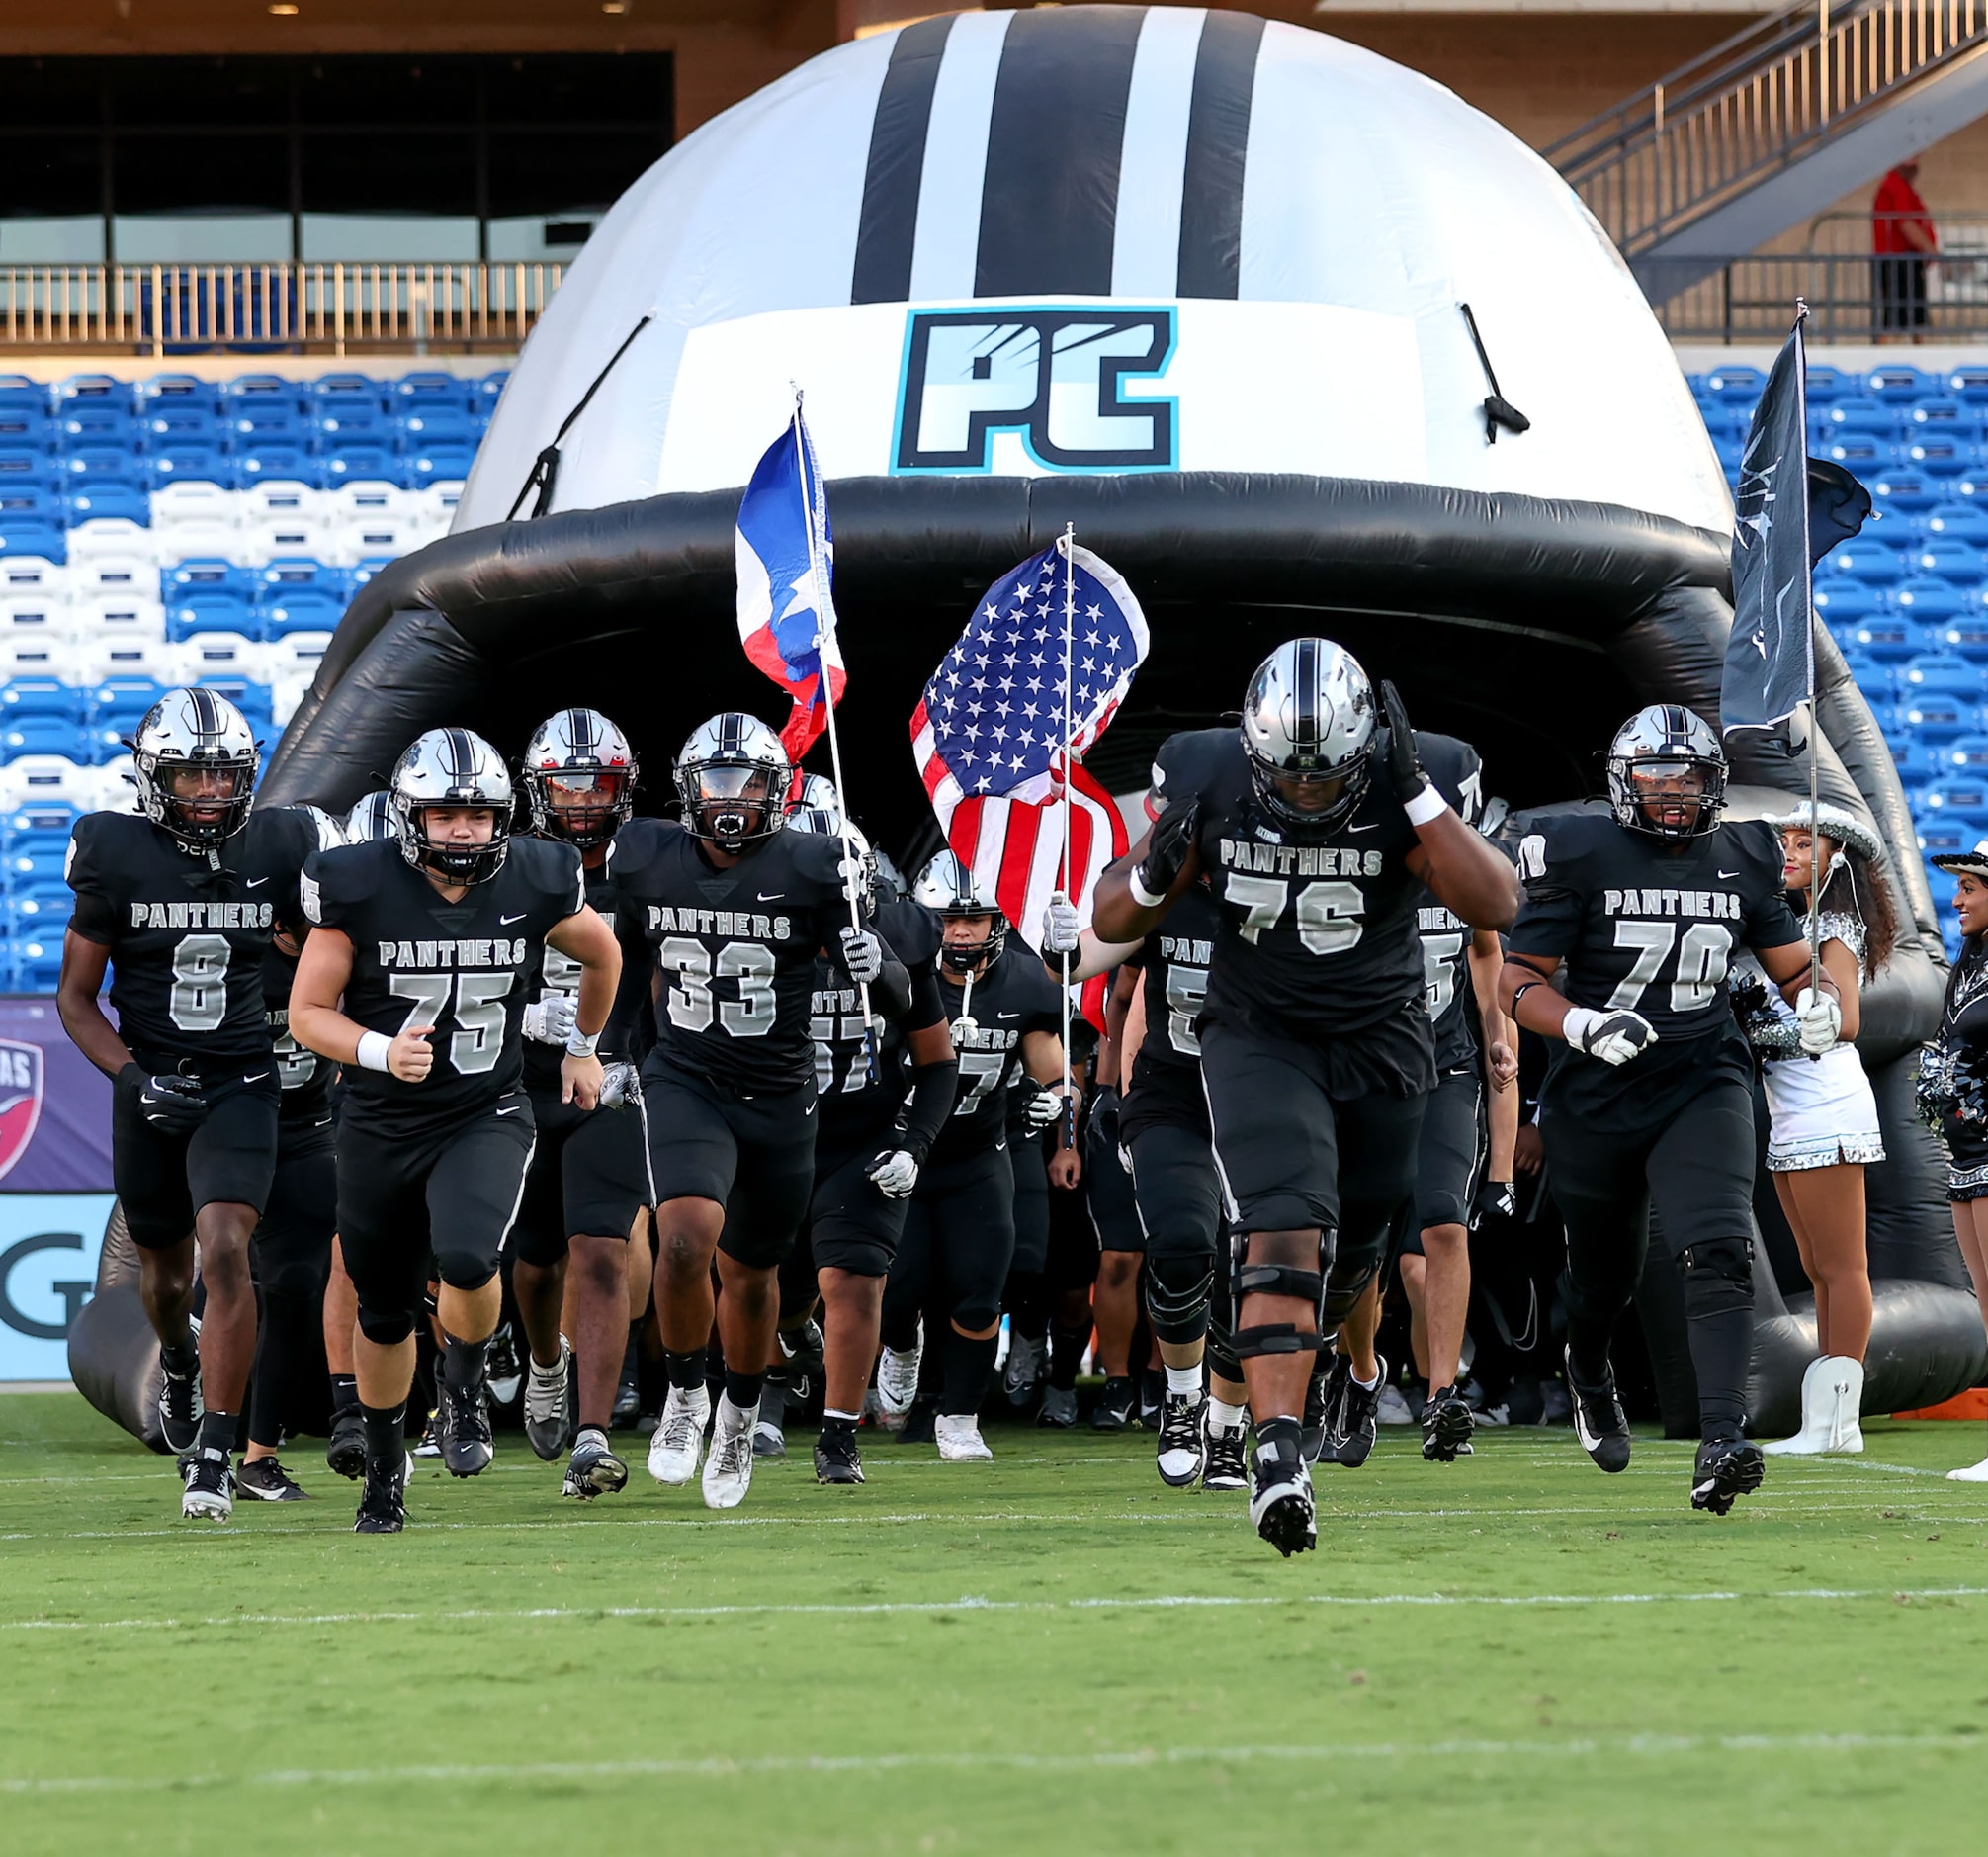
[565,1028,600,1059]
[1404,783,1449,827]
[356,1030,392,1074]
[1129,871,1167,909]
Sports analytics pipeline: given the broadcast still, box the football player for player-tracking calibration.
[57,689,328,1520]
[787,808,956,1483]
[290,728,622,1534]
[1093,640,1519,1555]
[1498,706,1839,1514]
[612,716,885,1509]
[506,708,650,1499]
[879,854,1067,1461]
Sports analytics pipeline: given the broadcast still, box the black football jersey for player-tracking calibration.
[303,835,584,1134]
[520,846,625,1097]
[1156,726,1483,1050]
[66,806,329,1071]
[1416,891,1479,1073]
[1509,810,1802,1127]
[262,940,333,1129]
[611,817,867,1093]
[933,943,1063,1163]
[1128,881,1223,1088]
[813,896,947,1149]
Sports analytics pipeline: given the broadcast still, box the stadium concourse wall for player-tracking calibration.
[258,467,1988,1435]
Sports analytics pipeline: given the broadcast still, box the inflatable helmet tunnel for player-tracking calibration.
[255,8,1983,1427]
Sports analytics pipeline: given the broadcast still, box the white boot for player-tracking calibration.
[1948,1425,1988,1481]
[1762,1358,1830,1456]
[1820,1356,1865,1454]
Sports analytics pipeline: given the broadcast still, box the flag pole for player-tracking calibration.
[1793,303,1823,1010]
[1059,522,1077,1142]
[794,390,876,1080]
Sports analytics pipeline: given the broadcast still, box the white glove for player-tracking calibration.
[597,1061,640,1109]
[839,926,884,984]
[1795,986,1842,1056]
[1041,890,1080,956]
[1024,1085,1070,1132]
[866,1148,920,1198]
[522,994,577,1045]
[1562,1005,1659,1067]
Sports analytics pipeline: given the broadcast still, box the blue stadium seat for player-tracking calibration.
[1847,611,1920,661]
[63,446,143,486]
[1949,368,1988,403]
[259,557,343,599]
[397,409,476,448]
[391,371,475,413]
[3,801,80,841]
[1825,435,1902,474]
[10,938,63,993]
[264,589,343,636]
[1891,736,1941,790]
[147,446,236,490]
[1820,398,1903,436]
[1822,540,1909,583]
[1839,651,1894,701]
[187,676,272,725]
[313,405,394,447]
[0,717,89,762]
[165,559,259,602]
[0,451,60,487]
[229,407,309,449]
[0,408,55,448]
[58,406,139,449]
[1906,437,1976,477]
[404,445,475,487]
[221,374,308,415]
[168,593,260,642]
[1941,732,1988,771]
[1895,578,1973,624]
[1919,774,1988,824]
[0,680,82,722]
[1900,650,1983,695]
[2,836,69,887]
[1872,469,1941,511]
[321,446,397,486]
[311,373,389,411]
[89,677,166,733]
[236,446,320,487]
[64,484,150,526]
[137,374,224,415]
[1901,692,1978,741]
[1925,501,1988,542]
[1804,366,1852,404]
[0,376,49,415]
[1918,814,1974,857]
[55,374,136,415]
[142,406,227,448]
[0,524,64,562]
[1914,538,1984,581]
[1700,367,1764,401]
[1937,613,1988,663]
[1909,398,1980,432]
[0,484,64,526]
[474,372,508,414]
[1867,365,1941,401]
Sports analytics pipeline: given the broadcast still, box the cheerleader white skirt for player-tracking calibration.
[1762,1044,1886,1172]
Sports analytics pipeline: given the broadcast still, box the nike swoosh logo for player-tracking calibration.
[496,1105,523,1115]
[803,1102,816,1115]
[757,892,784,902]
[245,876,271,888]
[996,1012,1018,1019]
[241,1072,269,1084]
[1348,823,1380,833]
[1717,870,1739,879]
[500,913,527,925]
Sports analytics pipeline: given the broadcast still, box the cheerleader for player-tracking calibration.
[1741,804,1898,1456]
[1924,840,1988,1482]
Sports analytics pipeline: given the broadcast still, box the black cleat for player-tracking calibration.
[236,1457,309,1501]
[354,1453,409,1533]
[1565,1345,1632,1474]
[1302,1361,1334,1463]
[436,1376,494,1478]
[814,1425,865,1485]
[611,1336,641,1429]
[562,1429,629,1500]
[780,1316,826,1383]
[1203,1417,1249,1493]
[1331,1356,1386,1469]
[179,1444,233,1521]
[1248,1422,1317,1557]
[325,1407,366,1481]
[1155,1391,1207,1488]
[157,1324,203,1456]
[1091,1376,1136,1432]
[1138,1368,1164,1431]
[484,1321,524,1410]
[1690,1435,1766,1516]
[1421,1383,1476,1464]
[898,1397,938,1446]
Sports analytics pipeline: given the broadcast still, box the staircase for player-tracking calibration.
[1549,0,1988,299]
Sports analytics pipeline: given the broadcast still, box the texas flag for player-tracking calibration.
[735,403,846,764]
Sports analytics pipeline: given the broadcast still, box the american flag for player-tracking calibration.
[909,535,1148,953]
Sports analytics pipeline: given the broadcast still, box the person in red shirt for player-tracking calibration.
[1873,162,1937,339]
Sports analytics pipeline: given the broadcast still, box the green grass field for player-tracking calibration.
[4,1395,1988,1856]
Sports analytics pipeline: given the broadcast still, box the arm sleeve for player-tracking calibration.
[898,1055,961,1163]
[63,820,118,945]
[868,956,911,1023]
[1506,826,1585,959]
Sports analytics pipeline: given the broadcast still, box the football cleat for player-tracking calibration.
[180,1444,234,1521]
[1248,1424,1317,1556]
[435,1375,494,1478]
[156,1321,203,1456]
[1565,1346,1632,1474]
[562,1429,629,1501]
[1331,1357,1386,1469]
[935,1414,994,1461]
[354,1452,411,1534]
[701,1402,756,1510]
[611,1339,642,1429]
[1421,1383,1476,1464]
[523,1338,572,1462]
[484,1322,524,1409]
[1091,1376,1135,1432]
[876,1337,922,1429]
[325,1407,366,1480]
[1690,1435,1766,1516]
[1375,1383,1417,1426]
[1203,1416,1250,1493]
[413,1408,442,1458]
[1302,1361,1333,1463]
[898,1398,938,1445]
[236,1457,309,1502]
[814,1426,865,1484]
[648,1384,710,1486]
[778,1317,825,1383]
[1002,1332,1045,1408]
[1036,1385,1078,1429]
[1155,1391,1208,1488]
[752,1415,788,1460]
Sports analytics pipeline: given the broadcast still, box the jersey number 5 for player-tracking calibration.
[389,972,514,1074]
[1606,921,1733,1014]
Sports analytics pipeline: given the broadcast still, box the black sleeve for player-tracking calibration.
[1506,823,1586,961]
[905,964,947,1033]
[67,889,120,946]
[63,817,119,946]
[1021,959,1067,1038]
[869,956,911,1023]
[1421,735,1484,824]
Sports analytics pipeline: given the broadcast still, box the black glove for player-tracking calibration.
[1380,679,1431,808]
[1473,1179,1517,1226]
[120,1063,209,1136]
[1133,798,1199,903]
[1086,1082,1122,1148]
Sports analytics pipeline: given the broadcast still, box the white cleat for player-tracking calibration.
[935,1413,994,1461]
[877,1332,922,1431]
[523,1336,572,1462]
[647,1383,710,1486]
[702,1397,757,1509]
[1948,1454,1988,1483]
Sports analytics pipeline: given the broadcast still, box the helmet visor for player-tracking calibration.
[1268,767,1356,818]
[696,764,776,806]
[1628,758,1711,832]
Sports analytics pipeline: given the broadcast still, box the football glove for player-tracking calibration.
[1380,678,1432,810]
[597,1061,640,1110]
[1795,986,1842,1056]
[1023,1083,1071,1132]
[1132,798,1198,905]
[1474,1180,1518,1225]
[838,926,884,985]
[1562,1005,1659,1067]
[521,994,577,1045]
[1041,890,1081,956]
[866,1148,920,1198]
[124,1066,209,1135]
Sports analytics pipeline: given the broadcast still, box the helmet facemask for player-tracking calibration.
[678,760,783,853]
[530,767,632,850]
[402,803,511,886]
[145,752,258,851]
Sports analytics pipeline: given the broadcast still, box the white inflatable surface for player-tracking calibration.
[457,8,1728,536]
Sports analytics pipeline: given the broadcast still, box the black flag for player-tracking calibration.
[1723,312,1816,735]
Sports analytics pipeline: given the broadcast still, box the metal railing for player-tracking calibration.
[1548,0,1988,257]
[0,262,563,355]
[1644,249,1988,339]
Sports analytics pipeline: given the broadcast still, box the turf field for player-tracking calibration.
[3,1396,1987,1855]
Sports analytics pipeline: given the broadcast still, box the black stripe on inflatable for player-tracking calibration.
[975,6,1146,298]
[851,14,957,306]
[1177,9,1263,300]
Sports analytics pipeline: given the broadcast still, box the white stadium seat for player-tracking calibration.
[0,557,67,598]
[67,517,160,565]
[81,638,175,685]
[0,754,94,808]
[174,632,266,680]
[89,755,140,813]
[71,594,167,645]
[69,553,162,603]
[0,594,76,644]
[0,638,75,681]
[151,480,239,532]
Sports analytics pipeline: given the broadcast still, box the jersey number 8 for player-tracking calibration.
[168,932,230,1032]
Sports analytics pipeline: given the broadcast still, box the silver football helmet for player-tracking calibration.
[131,686,259,851]
[786,807,876,910]
[389,727,515,884]
[1239,639,1376,835]
[674,713,790,853]
[913,849,1006,973]
[786,771,841,821]
[521,707,637,849]
[344,789,398,843]
[1606,704,1727,840]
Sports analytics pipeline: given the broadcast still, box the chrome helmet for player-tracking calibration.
[389,727,515,884]
[786,806,876,910]
[1239,638,1377,835]
[131,686,259,852]
[521,707,637,849]
[1606,705,1728,840]
[344,789,398,843]
[674,713,790,853]
[913,849,1006,973]
[786,771,842,821]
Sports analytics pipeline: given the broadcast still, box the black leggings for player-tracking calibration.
[247,1123,335,1451]
[883,1144,1015,1346]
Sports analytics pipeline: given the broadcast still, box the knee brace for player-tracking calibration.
[1230,1250,1326,1360]
[1320,1233,1384,1331]
[1144,1250,1215,1347]
[1679,1236,1754,1319]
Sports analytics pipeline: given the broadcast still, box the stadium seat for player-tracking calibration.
[1895,578,1973,624]
[1847,612,1922,661]
[1838,652,1894,702]
[80,638,173,685]
[1913,538,1983,582]
[1821,540,1908,583]
[168,591,262,642]
[311,372,388,409]
[71,553,159,602]
[221,374,309,416]
[263,589,343,637]
[1820,398,1903,436]
[148,446,236,490]
[58,407,139,450]
[1900,651,1983,695]
[236,446,320,488]
[0,597,67,645]
[1950,369,1988,403]
[165,558,258,602]
[258,556,342,599]
[0,753,93,808]
[1804,366,1852,404]
[314,404,395,448]
[55,375,137,415]
[73,594,166,646]
[137,374,224,415]
[61,449,143,492]
[1824,436,1899,474]
[266,631,332,683]
[1901,692,1977,741]
[3,800,80,842]
[229,405,309,446]
[0,715,91,763]
[1868,365,1941,401]
[0,640,68,683]
[64,484,152,527]
[151,479,239,532]
[403,445,475,489]
[1919,773,1988,822]
[1699,367,1763,401]
[322,446,399,487]
[0,677,81,722]
[1872,469,1941,511]
[0,376,48,414]
[0,408,55,449]
[88,676,166,741]
[68,518,157,564]
[392,371,475,413]
[1907,437,1976,477]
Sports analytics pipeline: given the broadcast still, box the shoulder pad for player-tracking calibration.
[1417,734,1483,822]
[881,897,943,966]
[603,815,674,885]
[1513,810,1608,886]
[1150,727,1238,809]
[783,830,848,888]
[511,833,584,903]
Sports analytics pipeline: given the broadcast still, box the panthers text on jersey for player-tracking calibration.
[610,816,871,1094]
[1154,725,1483,1057]
[931,942,1063,1164]
[812,894,946,1150]
[1509,809,1802,1129]
[262,940,333,1129]
[302,834,584,1134]
[65,805,328,1071]
[520,851,627,1095]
